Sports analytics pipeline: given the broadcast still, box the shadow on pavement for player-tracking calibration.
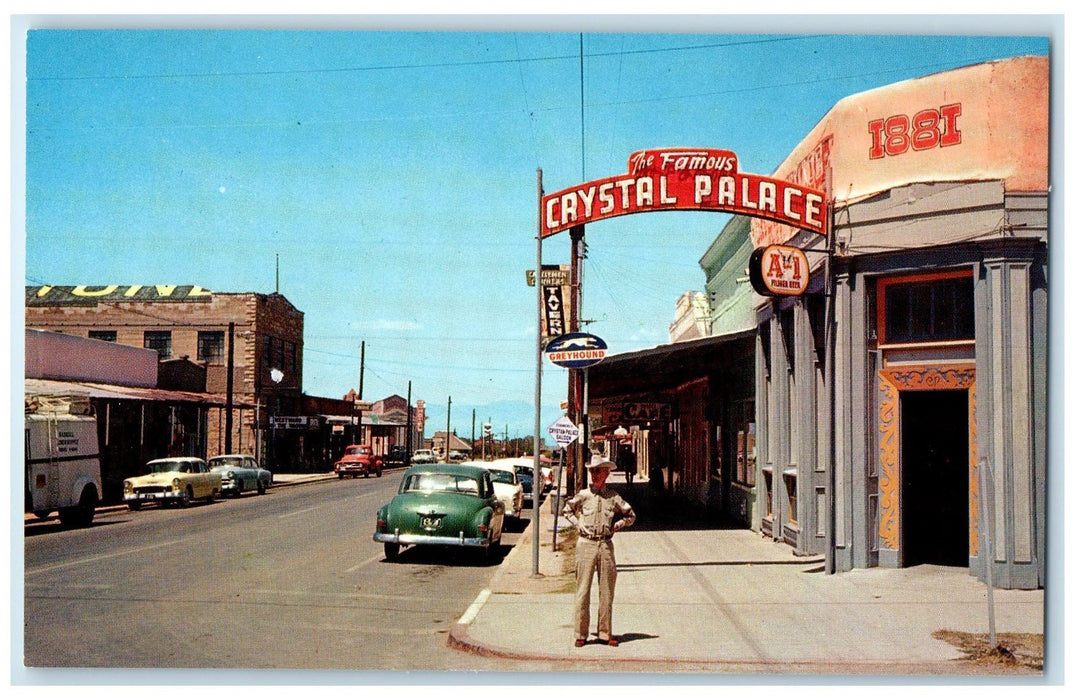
[379,543,511,568]
[604,482,746,533]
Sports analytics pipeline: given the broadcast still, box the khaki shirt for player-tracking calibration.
[562,487,636,539]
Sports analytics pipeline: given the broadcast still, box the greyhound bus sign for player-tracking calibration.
[544,332,608,369]
[541,148,828,238]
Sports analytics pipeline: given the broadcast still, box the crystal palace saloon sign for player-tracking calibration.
[541,148,828,238]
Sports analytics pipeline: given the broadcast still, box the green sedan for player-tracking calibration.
[374,463,505,561]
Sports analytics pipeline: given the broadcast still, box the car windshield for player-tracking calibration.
[403,472,481,496]
[489,470,515,485]
[149,461,189,473]
[345,446,370,456]
[517,466,534,478]
[209,457,242,467]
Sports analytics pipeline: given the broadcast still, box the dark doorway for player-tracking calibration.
[901,389,969,567]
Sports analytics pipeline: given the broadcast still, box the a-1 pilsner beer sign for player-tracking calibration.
[541,147,827,238]
[748,244,810,296]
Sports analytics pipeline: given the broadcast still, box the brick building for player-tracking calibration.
[26,285,304,469]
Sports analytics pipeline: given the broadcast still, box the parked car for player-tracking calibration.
[489,457,547,504]
[448,450,467,463]
[385,445,410,467]
[411,449,437,464]
[374,463,505,561]
[208,454,272,496]
[334,444,383,478]
[519,455,555,492]
[124,457,222,510]
[484,462,525,519]
[515,465,536,506]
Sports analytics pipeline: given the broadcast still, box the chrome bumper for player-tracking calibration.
[374,530,490,548]
[124,492,177,502]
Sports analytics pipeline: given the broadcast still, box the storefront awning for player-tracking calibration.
[24,377,248,407]
[588,329,755,398]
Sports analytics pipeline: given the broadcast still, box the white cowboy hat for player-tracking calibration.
[586,456,615,471]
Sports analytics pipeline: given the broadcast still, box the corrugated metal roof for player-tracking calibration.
[24,377,250,407]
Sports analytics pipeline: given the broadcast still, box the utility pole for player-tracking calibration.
[568,224,586,495]
[406,381,413,459]
[225,322,234,454]
[356,341,365,444]
[445,396,452,460]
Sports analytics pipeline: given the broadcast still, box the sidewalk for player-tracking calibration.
[448,474,1046,675]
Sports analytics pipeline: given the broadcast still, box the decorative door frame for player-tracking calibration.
[877,364,978,561]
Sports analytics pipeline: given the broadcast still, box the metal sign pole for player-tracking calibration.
[824,170,838,576]
[552,450,565,551]
[532,169,544,577]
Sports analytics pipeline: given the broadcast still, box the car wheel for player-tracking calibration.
[235,480,243,496]
[337,473,344,479]
[127,501,141,511]
[178,487,192,508]
[257,480,266,495]
[384,543,400,561]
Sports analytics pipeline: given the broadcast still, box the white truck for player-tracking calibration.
[24,395,102,528]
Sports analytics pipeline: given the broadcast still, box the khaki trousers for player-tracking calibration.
[574,537,617,640]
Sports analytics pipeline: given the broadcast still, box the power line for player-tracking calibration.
[27,35,812,83]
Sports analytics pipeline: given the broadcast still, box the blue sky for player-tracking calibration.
[14,17,1054,437]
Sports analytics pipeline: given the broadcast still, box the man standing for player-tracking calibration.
[561,456,636,647]
[616,444,637,486]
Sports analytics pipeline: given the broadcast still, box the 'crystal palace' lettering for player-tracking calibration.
[541,148,826,238]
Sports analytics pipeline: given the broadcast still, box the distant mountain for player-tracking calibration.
[421,398,568,443]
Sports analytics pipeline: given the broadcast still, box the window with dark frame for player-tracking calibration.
[88,330,116,342]
[197,330,226,363]
[881,273,974,344]
[734,399,756,487]
[285,340,296,375]
[784,472,798,524]
[143,330,172,359]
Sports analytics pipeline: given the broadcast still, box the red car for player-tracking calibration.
[334,444,383,478]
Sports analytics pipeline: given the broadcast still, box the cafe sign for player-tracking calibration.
[541,148,827,238]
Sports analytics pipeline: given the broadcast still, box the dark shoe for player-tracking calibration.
[574,638,587,647]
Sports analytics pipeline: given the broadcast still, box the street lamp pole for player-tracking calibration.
[532,168,544,577]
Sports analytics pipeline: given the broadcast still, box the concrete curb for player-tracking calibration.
[25,468,379,523]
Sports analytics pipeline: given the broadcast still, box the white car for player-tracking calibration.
[411,449,437,464]
[208,454,272,496]
[124,457,222,509]
[482,462,525,519]
[490,457,553,502]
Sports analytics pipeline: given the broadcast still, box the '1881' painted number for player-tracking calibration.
[868,103,962,159]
